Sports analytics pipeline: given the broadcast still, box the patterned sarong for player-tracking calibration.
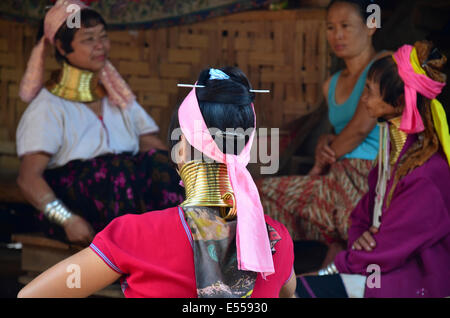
[256,159,374,243]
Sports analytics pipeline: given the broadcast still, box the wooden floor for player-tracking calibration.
[0,245,23,298]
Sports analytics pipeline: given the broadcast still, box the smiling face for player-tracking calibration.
[362,78,403,120]
[326,1,375,59]
[56,23,110,72]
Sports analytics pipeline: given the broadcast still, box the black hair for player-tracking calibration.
[168,66,255,163]
[367,55,406,109]
[327,0,379,22]
[367,46,448,118]
[37,8,107,63]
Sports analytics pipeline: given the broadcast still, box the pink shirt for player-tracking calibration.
[90,206,294,298]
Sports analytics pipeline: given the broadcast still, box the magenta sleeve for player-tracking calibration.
[346,166,378,248]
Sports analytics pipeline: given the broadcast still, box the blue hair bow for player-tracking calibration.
[209,68,230,80]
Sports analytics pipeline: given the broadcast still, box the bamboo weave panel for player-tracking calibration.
[0,9,330,147]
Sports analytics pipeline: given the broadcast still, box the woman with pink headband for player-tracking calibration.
[17,67,296,298]
[15,0,184,247]
[296,41,450,298]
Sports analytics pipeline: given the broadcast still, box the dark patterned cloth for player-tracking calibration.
[296,274,348,298]
[41,149,184,241]
[183,206,281,298]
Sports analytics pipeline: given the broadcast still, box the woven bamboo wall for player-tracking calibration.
[0,9,330,174]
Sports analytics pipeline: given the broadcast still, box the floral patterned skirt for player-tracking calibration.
[42,149,185,241]
[256,159,374,244]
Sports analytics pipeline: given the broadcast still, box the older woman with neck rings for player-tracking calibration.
[16,0,184,247]
[257,0,392,268]
[296,41,450,298]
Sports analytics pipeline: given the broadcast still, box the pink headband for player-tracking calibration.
[178,87,275,278]
[19,0,135,108]
[393,45,446,133]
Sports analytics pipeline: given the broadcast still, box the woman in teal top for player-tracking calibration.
[327,60,379,161]
[258,0,390,268]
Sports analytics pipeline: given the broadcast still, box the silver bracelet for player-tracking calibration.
[318,262,339,276]
[43,199,73,226]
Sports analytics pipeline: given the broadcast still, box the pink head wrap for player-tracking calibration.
[178,86,275,278]
[19,0,134,108]
[393,44,446,133]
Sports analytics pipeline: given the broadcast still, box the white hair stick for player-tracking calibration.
[177,84,206,88]
[177,84,270,93]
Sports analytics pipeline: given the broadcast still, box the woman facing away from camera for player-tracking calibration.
[296,41,450,298]
[257,0,391,265]
[17,67,296,298]
[16,0,184,247]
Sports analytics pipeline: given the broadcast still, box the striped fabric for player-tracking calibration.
[298,276,317,298]
[257,158,374,243]
[178,206,193,248]
[90,243,124,275]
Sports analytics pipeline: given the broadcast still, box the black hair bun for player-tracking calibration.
[196,67,255,106]
[194,67,256,155]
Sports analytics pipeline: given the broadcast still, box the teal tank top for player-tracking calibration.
[328,61,379,160]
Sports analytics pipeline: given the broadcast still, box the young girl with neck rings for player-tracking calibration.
[18,67,297,298]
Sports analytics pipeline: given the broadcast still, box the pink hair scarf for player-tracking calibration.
[178,87,275,278]
[19,0,134,109]
[393,44,446,133]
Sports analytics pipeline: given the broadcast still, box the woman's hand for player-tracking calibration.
[308,162,326,176]
[63,215,95,246]
[352,226,379,251]
[315,134,336,166]
[309,134,336,175]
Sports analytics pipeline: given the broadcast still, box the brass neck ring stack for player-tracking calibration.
[179,160,237,220]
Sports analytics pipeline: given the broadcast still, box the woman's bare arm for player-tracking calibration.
[17,247,121,298]
[139,133,168,152]
[329,97,377,160]
[17,152,57,211]
[279,270,297,298]
[309,77,336,175]
[17,153,95,245]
